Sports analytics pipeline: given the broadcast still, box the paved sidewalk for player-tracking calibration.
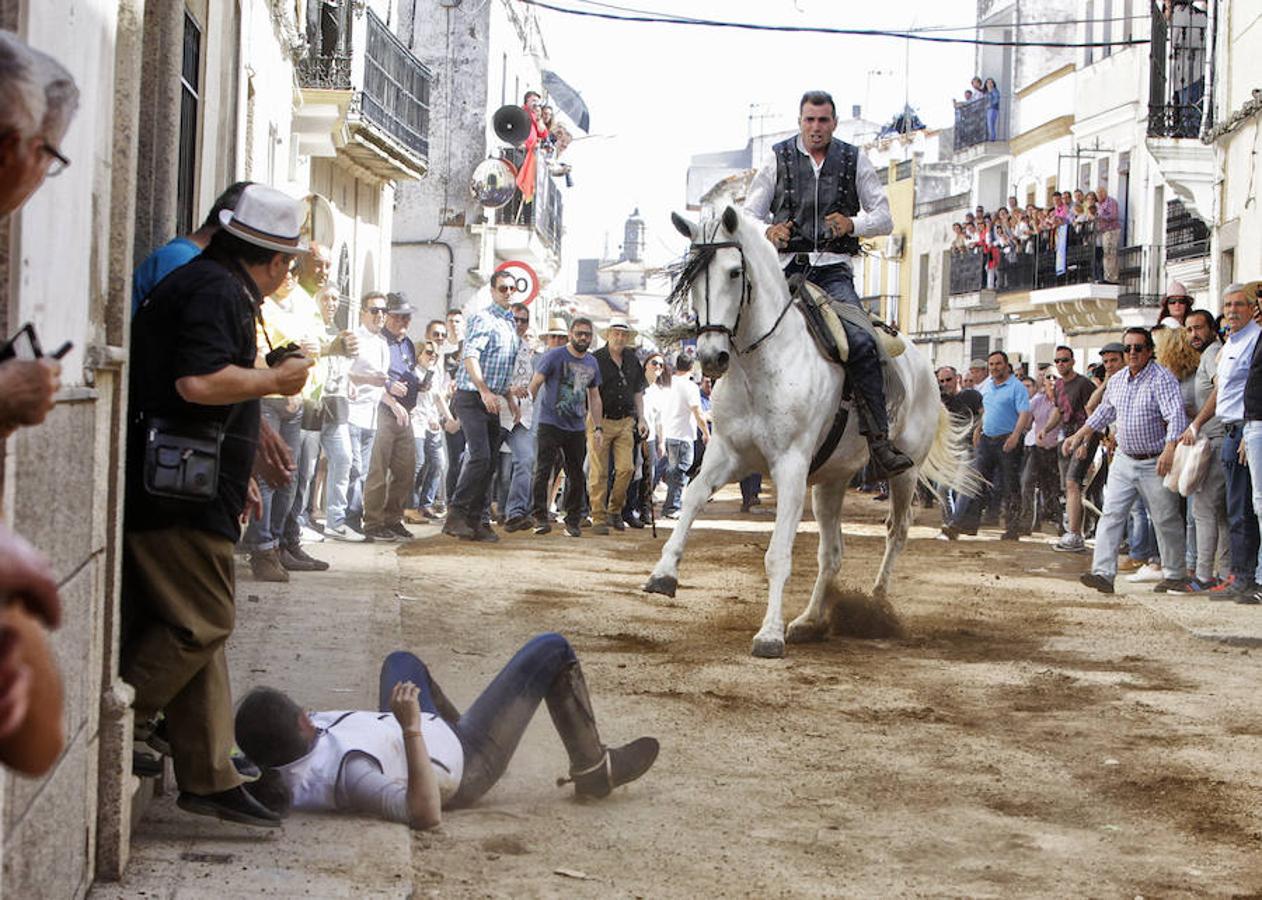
[91,538,423,899]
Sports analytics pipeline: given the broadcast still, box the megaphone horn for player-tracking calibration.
[492,104,532,147]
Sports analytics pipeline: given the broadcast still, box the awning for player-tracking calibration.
[543,70,590,133]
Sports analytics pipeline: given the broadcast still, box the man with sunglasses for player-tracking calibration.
[443,271,521,541]
[343,292,391,536]
[1037,346,1095,552]
[363,294,422,542]
[1066,327,1188,594]
[1185,285,1261,598]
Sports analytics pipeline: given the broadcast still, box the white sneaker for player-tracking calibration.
[1126,562,1164,583]
[299,525,325,544]
[1053,532,1085,553]
[325,525,366,543]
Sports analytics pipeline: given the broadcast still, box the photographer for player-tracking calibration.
[123,185,313,828]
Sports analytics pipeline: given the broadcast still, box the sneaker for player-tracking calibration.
[298,525,325,544]
[176,785,281,829]
[441,519,475,540]
[582,515,594,528]
[1054,532,1086,553]
[403,509,426,525]
[1126,563,1164,584]
[347,521,373,542]
[591,521,610,535]
[249,549,289,582]
[279,546,329,572]
[1153,578,1190,593]
[939,526,959,541]
[1080,572,1115,594]
[533,519,553,535]
[324,525,366,543]
[1208,575,1252,601]
[564,522,582,538]
[1175,577,1222,593]
[504,515,533,533]
[471,523,500,543]
[661,509,680,520]
[625,513,645,530]
[1117,557,1145,574]
[1235,591,1261,606]
[364,525,401,542]
[387,522,415,541]
[609,516,627,532]
[420,506,442,520]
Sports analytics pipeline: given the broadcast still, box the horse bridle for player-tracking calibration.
[690,229,796,356]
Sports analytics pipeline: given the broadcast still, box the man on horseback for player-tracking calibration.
[743,90,913,477]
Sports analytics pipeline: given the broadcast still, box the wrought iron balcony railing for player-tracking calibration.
[499,148,564,258]
[949,223,1125,296]
[953,97,999,152]
[1147,0,1212,138]
[913,191,970,219]
[296,8,432,162]
[1165,200,1209,260]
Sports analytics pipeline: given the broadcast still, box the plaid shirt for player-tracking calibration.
[456,303,520,394]
[1085,360,1187,456]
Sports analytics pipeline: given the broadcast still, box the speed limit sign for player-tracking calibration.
[494,259,540,304]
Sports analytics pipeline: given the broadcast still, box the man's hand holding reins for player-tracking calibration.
[765,222,792,250]
[823,212,854,238]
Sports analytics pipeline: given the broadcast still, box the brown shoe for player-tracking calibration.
[249,549,289,582]
[403,508,425,525]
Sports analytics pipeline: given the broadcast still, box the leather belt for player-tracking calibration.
[1123,450,1161,461]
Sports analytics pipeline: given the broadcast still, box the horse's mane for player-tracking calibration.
[664,209,786,317]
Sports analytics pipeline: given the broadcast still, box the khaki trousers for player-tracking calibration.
[121,528,242,795]
[364,406,416,528]
[587,416,635,519]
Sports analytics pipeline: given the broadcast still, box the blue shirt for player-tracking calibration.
[132,237,201,313]
[457,303,520,394]
[535,346,601,432]
[1215,319,1260,422]
[382,329,420,412]
[980,375,1029,437]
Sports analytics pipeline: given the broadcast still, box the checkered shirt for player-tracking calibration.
[1085,360,1188,456]
[456,303,521,394]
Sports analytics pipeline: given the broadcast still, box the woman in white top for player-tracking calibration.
[234,633,659,830]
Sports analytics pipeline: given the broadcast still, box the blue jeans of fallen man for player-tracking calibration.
[377,633,581,809]
[1090,452,1185,580]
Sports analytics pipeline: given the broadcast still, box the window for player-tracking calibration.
[1084,0,1095,66]
[1101,0,1113,60]
[176,10,202,236]
[1078,161,1092,192]
[918,253,930,317]
[970,335,990,362]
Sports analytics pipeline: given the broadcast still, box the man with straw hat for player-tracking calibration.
[588,317,648,535]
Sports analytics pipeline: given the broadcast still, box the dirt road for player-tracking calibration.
[397,488,1262,898]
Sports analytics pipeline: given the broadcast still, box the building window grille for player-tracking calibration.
[176,10,202,236]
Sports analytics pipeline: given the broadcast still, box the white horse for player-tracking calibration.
[644,206,980,658]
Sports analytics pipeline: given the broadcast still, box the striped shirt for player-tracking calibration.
[456,303,520,394]
[1085,360,1188,456]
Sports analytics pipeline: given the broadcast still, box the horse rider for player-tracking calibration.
[743,89,913,478]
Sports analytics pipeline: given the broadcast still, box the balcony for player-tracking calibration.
[1165,199,1210,261]
[1145,0,1215,217]
[293,8,433,181]
[952,97,1008,163]
[913,191,970,219]
[493,147,564,268]
[1116,244,1164,322]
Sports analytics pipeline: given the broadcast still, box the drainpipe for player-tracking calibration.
[1199,0,1218,142]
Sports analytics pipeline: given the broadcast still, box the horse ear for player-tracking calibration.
[671,212,697,240]
[722,205,740,235]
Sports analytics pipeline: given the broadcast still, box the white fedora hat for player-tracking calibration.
[541,316,569,337]
[219,184,309,254]
[601,315,637,339]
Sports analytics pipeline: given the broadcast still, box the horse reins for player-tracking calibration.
[690,224,796,356]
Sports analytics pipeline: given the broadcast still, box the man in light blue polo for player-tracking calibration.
[943,350,1031,541]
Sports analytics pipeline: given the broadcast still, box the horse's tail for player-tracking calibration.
[918,407,986,497]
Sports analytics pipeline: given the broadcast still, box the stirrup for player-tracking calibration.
[556,750,609,790]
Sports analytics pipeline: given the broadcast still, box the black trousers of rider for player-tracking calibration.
[783,259,889,435]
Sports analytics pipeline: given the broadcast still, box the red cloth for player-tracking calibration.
[515,106,550,204]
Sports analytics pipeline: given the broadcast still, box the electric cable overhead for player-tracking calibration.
[517,0,1150,48]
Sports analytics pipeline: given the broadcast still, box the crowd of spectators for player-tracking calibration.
[936,279,1262,604]
[949,188,1122,288]
[955,74,1002,141]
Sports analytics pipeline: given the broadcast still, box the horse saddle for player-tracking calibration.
[790,277,907,427]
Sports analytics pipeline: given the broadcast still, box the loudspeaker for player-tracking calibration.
[492,105,532,147]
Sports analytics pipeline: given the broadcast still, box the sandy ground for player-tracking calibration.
[397,486,1262,899]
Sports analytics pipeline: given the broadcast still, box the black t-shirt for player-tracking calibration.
[593,345,649,420]
[944,387,983,424]
[124,249,263,542]
[1054,373,1095,436]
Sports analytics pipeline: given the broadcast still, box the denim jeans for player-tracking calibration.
[412,430,446,510]
[493,422,535,520]
[1127,496,1157,562]
[347,424,376,526]
[320,420,352,530]
[1090,453,1186,580]
[449,390,505,528]
[740,473,762,507]
[243,398,302,552]
[284,428,322,547]
[1222,423,1259,583]
[532,424,586,526]
[953,434,1023,533]
[378,633,581,809]
[1238,421,1262,581]
[663,437,695,515]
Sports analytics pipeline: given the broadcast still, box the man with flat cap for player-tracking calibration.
[125,184,314,827]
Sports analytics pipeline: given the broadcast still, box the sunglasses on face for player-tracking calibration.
[937,378,953,385]
[573,330,593,338]
[1123,344,1148,353]
[1054,357,1072,363]
[647,361,663,367]
[514,316,530,323]
[367,307,387,315]
[496,285,516,294]
[1167,297,1190,304]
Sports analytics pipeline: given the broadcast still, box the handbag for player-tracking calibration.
[1174,437,1214,497]
[142,416,225,501]
[321,393,350,426]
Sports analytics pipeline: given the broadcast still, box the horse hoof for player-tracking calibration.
[643,574,678,597]
[785,620,828,644]
[751,635,785,659]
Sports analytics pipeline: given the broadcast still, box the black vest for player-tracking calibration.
[770,137,861,256]
[1243,335,1262,421]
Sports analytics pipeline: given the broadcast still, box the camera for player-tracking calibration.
[265,342,304,368]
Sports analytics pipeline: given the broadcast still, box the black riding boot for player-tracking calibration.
[547,663,659,798]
